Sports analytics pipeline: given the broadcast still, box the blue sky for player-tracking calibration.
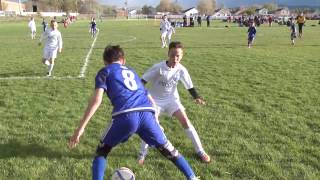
[100,0,320,8]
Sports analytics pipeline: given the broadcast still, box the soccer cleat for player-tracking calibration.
[197,151,211,163]
[46,72,51,77]
[137,153,145,165]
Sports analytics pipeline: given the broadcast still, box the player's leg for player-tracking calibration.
[167,33,172,45]
[170,102,210,163]
[298,24,303,38]
[47,58,55,76]
[138,111,197,180]
[137,108,162,165]
[161,32,167,48]
[93,113,139,180]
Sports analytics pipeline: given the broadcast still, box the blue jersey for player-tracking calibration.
[248,26,256,37]
[95,63,154,117]
[91,21,96,29]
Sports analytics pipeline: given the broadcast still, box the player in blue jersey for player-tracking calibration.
[247,21,257,48]
[90,18,98,38]
[69,45,199,180]
[289,18,297,46]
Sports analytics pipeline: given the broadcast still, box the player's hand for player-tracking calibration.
[68,128,84,149]
[59,49,62,53]
[194,97,206,105]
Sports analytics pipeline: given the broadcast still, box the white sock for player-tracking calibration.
[184,126,204,153]
[48,64,54,74]
[139,140,149,157]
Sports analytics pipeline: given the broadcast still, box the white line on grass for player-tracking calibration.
[78,31,99,78]
[112,35,137,44]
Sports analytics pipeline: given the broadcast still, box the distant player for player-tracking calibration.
[296,13,306,38]
[167,19,175,45]
[160,15,171,48]
[289,18,297,45]
[39,20,63,77]
[137,41,211,165]
[69,45,199,180]
[42,18,47,32]
[247,22,256,48]
[90,18,98,38]
[28,17,36,39]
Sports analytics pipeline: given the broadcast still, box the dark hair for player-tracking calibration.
[169,41,183,50]
[103,45,125,63]
[50,19,56,24]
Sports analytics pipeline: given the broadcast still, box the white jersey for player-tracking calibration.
[160,20,171,34]
[40,28,63,50]
[28,20,36,32]
[142,61,193,102]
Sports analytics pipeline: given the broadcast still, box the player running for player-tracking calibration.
[28,17,36,39]
[247,21,256,48]
[137,41,211,165]
[39,20,63,77]
[90,18,98,38]
[160,15,171,48]
[289,18,297,45]
[69,45,199,180]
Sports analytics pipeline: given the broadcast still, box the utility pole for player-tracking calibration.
[125,0,128,19]
[18,0,22,15]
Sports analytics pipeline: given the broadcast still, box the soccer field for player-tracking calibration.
[0,19,319,179]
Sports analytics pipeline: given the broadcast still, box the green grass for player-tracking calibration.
[0,19,319,179]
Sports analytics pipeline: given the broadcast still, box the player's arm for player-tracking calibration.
[69,88,104,149]
[188,88,205,105]
[181,67,206,105]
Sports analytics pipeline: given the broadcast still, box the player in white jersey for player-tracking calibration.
[138,41,211,164]
[167,19,175,45]
[160,15,171,48]
[28,17,36,39]
[39,20,63,77]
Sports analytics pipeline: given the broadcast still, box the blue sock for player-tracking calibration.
[92,156,107,180]
[172,155,196,179]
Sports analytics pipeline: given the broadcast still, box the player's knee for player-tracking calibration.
[95,143,112,158]
[157,141,180,161]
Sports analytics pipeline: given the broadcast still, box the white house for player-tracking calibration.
[182,7,198,16]
[212,8,231,19]
[128,9,137,16]
[270,7,290,16]
[255,8,268,15]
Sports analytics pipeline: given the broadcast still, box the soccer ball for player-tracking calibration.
[111,167,135,180]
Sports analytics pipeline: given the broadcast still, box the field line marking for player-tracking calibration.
[112,35,137,43]
[78,31,99,78]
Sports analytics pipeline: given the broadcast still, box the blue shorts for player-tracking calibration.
[248,35,255,41]
[100,111,167,148]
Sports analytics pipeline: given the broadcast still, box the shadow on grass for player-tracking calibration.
[0,140,92,159]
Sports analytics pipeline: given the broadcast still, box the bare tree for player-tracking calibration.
[197,0,216,15]
[156,0,171,12]
[262,3,278,11]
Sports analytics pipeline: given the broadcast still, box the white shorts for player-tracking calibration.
[161,31,167,39]
[155,98,185,117]
[43,48,58,60]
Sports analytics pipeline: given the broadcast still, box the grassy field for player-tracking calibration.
[0,18,319,180]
